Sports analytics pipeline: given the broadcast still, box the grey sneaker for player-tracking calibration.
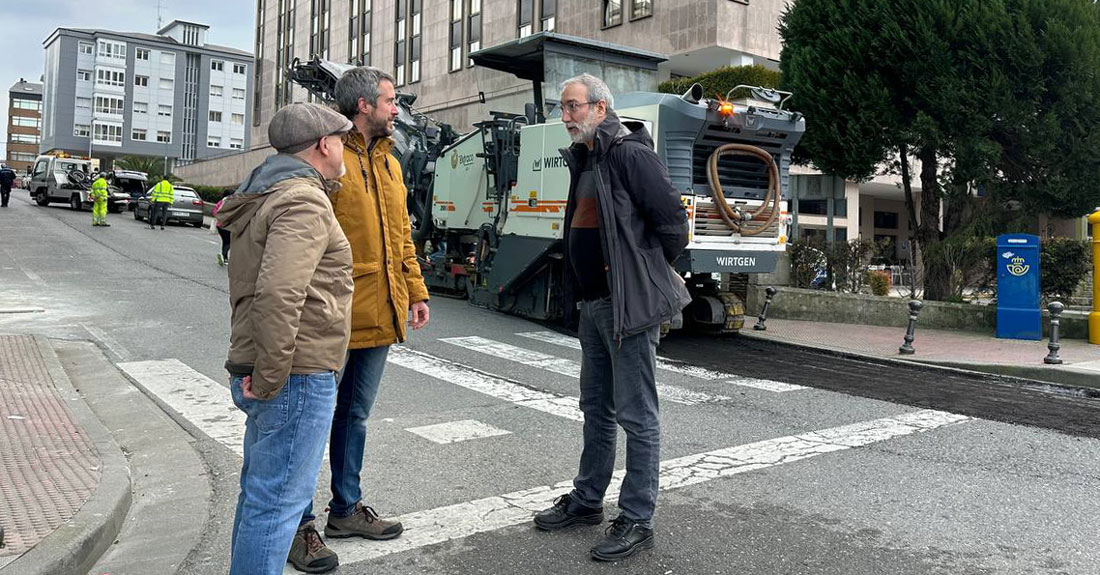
[325,502,404,540]
[287,523,338,574]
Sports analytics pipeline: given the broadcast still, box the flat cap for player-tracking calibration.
[268,102,354,154]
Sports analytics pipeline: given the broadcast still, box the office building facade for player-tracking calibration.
[7,80,43,173]
[41,20,253,168]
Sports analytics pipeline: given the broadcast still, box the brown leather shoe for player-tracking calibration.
[324,502,404,540]
[287,523,338,573]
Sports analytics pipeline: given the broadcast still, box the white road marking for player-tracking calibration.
[118,359,245,457]
[388,346,584,422]
[81,322,133,362]
[517,331,806,393]
[405,419,512,444]
[441,336,731,405]
[302,409,968,572]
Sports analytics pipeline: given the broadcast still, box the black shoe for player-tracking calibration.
[160,226,165,230]
[533,493,604,531]
[590,516,654,561]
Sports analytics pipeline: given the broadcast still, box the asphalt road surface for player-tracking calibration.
[1,193,1097,575]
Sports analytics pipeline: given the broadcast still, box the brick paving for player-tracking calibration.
[0,335,100,557]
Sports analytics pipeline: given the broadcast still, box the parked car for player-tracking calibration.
[29,155,129,212]
[133,185,205,227]
[107,170,148,211]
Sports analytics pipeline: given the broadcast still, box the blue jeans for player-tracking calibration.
[230,372,337,575]
[301,345,390,523]
[571,297,661,527]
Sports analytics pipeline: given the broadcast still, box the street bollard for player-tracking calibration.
[898,300,923,355]
[753,286,778,331]
[1045,301,1065,365]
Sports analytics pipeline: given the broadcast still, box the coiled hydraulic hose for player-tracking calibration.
[705,144,781,236]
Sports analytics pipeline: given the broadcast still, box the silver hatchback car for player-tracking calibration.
[134,185,205,228]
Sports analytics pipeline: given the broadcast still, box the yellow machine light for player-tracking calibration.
[718,101,735,117]
[778,235,787,244]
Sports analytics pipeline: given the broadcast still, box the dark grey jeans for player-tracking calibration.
[571,296,661,527]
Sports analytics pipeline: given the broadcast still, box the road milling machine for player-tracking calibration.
[290,32,804,334]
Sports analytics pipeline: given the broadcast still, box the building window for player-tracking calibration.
[211,84,223,98]
[229,138,243,150]
[97,40,126,59]
[449,0,463,72]
[95,68,125,87]
[394,0,406,86]
[208,136,221,148]
[254,0,265,126]
[275,0,296,107]
[468,0,481,67]
[135,48,150,60]
[12,98,41,112]
[11,133,40,144]
[231,113,245,125]
[11,117,41,129]
[211,60,224,72]
[630,0,651,20]
[156,131,171,143]
[874,211,899,230]
[133,101,148,114]
[518,0,533,37]
[348,0,372,65]
[233,63,247,74]
[603,0,622,27]
[310,0,331,60]
[11,152,37,163]
[542,0,556,30]
[74,124,90,137]
[160,52,175,67]
[158,104,172,117]
[79,42,94,55]
[232,88,246,100]
[135,75,149,87]
[132,128,147,141]
[77,69,91,82]
[410,0,421,83]
[76,97,92,110]
[94,95,124,115]
[93,123,122,143]
[159,78,174,90]
[209,111,222,122]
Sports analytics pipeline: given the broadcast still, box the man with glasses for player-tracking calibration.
[533,74,691,562]
[216,102,355,575]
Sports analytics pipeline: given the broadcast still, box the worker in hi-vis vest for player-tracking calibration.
[90,173,110,227]
[148,178,175,230]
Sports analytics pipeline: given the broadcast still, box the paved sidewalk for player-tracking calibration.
[0,336,100,565]
[743,318,1100,390]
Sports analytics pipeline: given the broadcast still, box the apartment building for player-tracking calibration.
[175,0,787,184]
[40,20,253,169]
[7,80,43,173]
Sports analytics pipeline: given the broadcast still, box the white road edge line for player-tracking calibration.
[303,409,969,572]
[388,346,584,422]
[442,336,731,405]
[517,331,806,393]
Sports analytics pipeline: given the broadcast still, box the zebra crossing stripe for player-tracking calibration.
[442,336,730,405]
[118,359,246,458]
[388,346,585,422]
[517,331,806,393]
[295,409,968,572]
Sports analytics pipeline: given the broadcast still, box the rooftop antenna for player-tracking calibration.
[156,0,164,31]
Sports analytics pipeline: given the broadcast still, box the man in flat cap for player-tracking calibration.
[217,102,355,575]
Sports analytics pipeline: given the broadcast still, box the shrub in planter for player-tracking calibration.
[866,270,891,296]
[1040,238,1090,301]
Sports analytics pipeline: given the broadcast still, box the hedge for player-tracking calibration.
[187,184,235,204]
[658,65,782,102]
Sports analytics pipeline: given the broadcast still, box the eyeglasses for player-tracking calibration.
[562,100,599,114]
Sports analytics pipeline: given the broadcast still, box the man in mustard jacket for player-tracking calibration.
[289,66,430,573]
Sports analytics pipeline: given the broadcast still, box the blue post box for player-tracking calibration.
[996,234,1041,340]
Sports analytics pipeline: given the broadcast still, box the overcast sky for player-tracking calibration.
[0,0,255,159]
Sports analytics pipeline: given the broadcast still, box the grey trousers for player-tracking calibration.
[571,297,661,527]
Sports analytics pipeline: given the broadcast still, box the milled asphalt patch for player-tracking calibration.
[1,336,131,575]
